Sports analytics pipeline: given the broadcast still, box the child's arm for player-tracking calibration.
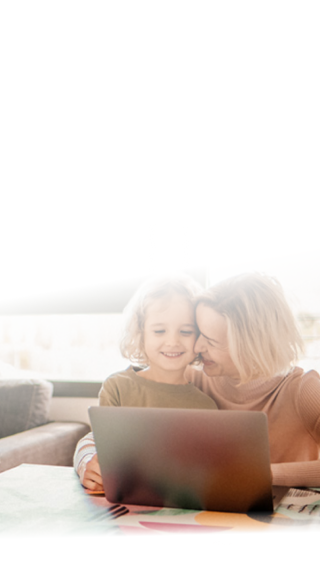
[80,453,103,492]
[73,431,100,486]
[73,373,122,489]
[73,435,103,491]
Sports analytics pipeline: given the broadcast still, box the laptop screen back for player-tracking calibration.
[89,406,274,513]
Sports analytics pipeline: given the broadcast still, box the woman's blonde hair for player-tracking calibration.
[120,274,202,366]
[196,273,304,383]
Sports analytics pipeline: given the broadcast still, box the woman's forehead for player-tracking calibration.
[196,304,227,334]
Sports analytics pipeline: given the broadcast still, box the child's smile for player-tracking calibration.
[161,351,185,358]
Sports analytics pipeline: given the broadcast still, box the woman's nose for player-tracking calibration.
[194,335,205,353]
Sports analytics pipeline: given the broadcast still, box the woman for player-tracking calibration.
[187,272,320,488]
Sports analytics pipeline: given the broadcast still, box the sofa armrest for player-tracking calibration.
[0,422,90,473]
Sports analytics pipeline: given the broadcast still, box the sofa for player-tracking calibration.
[0,378,90,473]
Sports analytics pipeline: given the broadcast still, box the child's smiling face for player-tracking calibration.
[143,293,197,377]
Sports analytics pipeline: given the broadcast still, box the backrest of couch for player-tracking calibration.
[0,379,53,438]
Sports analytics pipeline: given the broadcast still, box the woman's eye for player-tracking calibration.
[181,330,194,335]
[154,330,165,334]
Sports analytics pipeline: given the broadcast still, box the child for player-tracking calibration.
[74,274,218,491]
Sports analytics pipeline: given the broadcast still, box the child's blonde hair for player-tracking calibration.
[196,272,304,382]
[120,274,202,366]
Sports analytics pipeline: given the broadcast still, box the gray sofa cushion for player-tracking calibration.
[0,422,91,472]
[0,379,53,438]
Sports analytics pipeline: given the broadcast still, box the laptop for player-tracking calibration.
[89,406,288,513]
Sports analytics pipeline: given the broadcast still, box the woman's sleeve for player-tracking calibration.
[272,370,320,487]
[299,371,320,442]
[271,460,320,487]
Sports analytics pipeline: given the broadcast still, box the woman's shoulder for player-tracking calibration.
[281,367,320,405]
[302,367,320,379]
[294,366,320,392]
[286,366,320,384]
[285,367,320,430]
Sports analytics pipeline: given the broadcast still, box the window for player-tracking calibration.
[0,313,127,382]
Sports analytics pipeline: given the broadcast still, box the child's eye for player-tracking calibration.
[181,330,194,335]
[154,330,165,334]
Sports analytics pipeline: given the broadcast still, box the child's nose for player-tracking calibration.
[165,332,180,345]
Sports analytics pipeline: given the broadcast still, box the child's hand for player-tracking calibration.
[81,453,104,492]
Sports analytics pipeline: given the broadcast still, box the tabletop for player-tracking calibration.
[1,464,320,535]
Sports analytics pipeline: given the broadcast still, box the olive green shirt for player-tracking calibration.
[99,366,218,409]
[74,366,217,479]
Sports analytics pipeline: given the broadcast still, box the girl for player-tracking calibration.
[74,275,217,491]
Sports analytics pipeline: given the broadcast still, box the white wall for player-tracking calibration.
[49,397,98,426]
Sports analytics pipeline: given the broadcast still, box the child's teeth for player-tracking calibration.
[164,353,181,356]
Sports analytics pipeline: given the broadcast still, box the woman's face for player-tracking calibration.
[195,303,239,379]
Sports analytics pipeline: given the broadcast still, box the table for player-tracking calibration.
[1,464,320,536]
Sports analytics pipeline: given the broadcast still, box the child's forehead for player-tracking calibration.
[144,293,194,319]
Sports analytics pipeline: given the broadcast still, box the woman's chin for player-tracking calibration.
[202,363,217,376]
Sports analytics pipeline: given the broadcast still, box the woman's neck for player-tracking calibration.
[136,365,188,385]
